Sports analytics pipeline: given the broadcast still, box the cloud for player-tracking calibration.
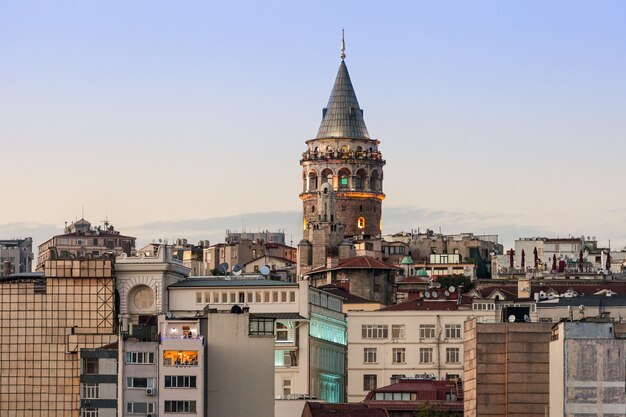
[3,206,625,256]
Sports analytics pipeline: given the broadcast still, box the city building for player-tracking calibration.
[0,255,117,416]
[226,229,287,245]
[0,237,33,276]
[346,288,492,402]
[307,255,398,306]
[463,319,553,417]
[166,276,347,404]
[549,320,626,416]
[301,402,389,417]
[37,218,136,270]
[80,344,118,417]
[362,378,464,417]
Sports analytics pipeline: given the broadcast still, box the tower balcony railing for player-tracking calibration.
[300,150,384,163]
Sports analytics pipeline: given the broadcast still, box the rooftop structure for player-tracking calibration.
[0,237,33,276]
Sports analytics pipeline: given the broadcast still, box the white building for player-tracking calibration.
[346,288,492,402]
[166,277,347,404]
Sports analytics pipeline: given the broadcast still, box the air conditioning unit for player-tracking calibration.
[146,388,155,396]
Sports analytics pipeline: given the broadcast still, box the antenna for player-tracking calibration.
[508,315,516,323]
[341,29,346,60]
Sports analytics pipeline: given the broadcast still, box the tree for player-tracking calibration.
[414,402,455,417]
[435,275,474,293]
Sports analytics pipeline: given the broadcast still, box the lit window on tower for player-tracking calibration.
[357,217,365,229]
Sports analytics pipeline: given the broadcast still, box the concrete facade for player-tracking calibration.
[0,257,117,416]
[463,319,553,417]
[549,321,626,417]
[346,291,493,403]
[0,238,33,276]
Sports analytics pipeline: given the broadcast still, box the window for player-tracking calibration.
[81,383,99,399]
[420,348,433,364]
[283,379,292,396]
[391,325,405,339]
[445,324,462,339]
[127,402,155,414]
[276,323,289,341]
[289,291,296,302]
[164,400,196,413]
[363,348,377,363]
[81,409,98,417]
[363,374,377,391]
[357,217,365,229]
[274,350,297,367]
[196,291,202,304]
[126,352,154,364]
[83,358,99,375]
[419,324,435,339]
[362,325,388,339]
[392,348,406,364]
[446,348,460,364]
[162,351,198,366]
[165,375,197,388]
[249,318,275,335]
[126,377,154,389]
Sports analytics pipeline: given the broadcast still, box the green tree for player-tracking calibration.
[436,275,474,293]
[414,402,452,417]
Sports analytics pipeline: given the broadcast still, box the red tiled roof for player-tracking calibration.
[363,380,464,412]
[397,276,430,284]
[303,402,389,417]
[309,256,398,274]
[378,298,472,312]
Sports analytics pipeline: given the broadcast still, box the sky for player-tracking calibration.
[1,1,626,251]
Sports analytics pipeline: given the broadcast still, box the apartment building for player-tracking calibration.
[166,277,347,403]
[80,345,118,417]
[37,218,135,270]
[346,288,492,402]
[0,256,117,416]
[0,237,33,276]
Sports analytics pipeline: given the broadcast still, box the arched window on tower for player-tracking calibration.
[371,170,381,192]
[338,168,351,190]
[355,168,367,190]
[357,217,366,230]
[308,170,318,192]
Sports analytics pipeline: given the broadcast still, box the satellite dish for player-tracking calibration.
[523,314,531,322]
[165,311,173,319]
[508,315,516,323]
[424,291,431,299]
[431,291,438,299]
[233,263,243,276]
[259,265,271,277]
[448,286,456,293]
[445,291,450,297]
[218,262,229,274]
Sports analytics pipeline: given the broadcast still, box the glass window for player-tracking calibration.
[362,325,388,339]
[83,358,99,375]
[289,291,296,302]
[392,348,406,364]
[127,402,155,414]
[446,347,460,364]
[164,401,196,413]
[126,377,154,388]
[81,383,99,399]
[195,291,202,304]
[363,374,377,391]
[391,324,405,339]
[249,318,275,336]
[276,323,289,341]
[419,348,433,364]
[165,375,197,388]
[419,324,435,339]
[162,351,198,366]
[363,348,377,363]
[445,324,462,339]
[126,352,155,364]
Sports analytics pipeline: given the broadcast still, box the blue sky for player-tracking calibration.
[1,1,625,250]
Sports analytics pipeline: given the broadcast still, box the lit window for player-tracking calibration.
[162,351,198,366]
[357,217,365,229]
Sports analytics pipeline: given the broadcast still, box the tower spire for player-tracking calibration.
[341,29,346,60]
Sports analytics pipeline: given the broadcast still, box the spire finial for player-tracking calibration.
[341,29,346,60]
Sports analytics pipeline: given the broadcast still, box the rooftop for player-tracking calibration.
[169,277,298,288]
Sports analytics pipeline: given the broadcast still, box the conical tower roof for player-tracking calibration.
[316,61,370,139]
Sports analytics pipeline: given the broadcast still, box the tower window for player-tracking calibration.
[311,206,315,213]
[358,217,365,229]
[359,205,363,212]
[342,205,346,211]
